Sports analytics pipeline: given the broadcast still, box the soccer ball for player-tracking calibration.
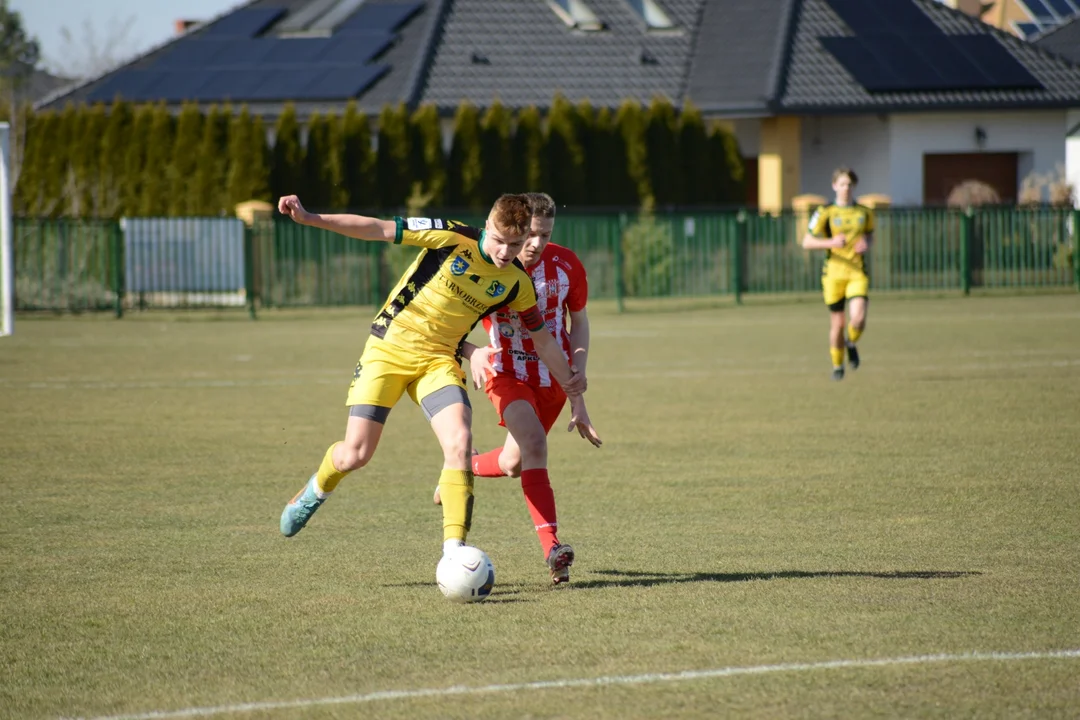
[436,545,495,603]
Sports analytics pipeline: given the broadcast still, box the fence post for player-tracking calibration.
[615,213,626,314]
[243,225,257,320]
[733,210,746,305]
[112,220,124,319]
[960,208,973,296]
[1073,209,1080,293]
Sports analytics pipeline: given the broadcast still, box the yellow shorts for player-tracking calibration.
[346,338,467,410]
[822,273,869,308]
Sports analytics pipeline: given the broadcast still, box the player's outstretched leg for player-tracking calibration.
[281,440,347,536]
[546,543,575,585]
[281,473,327,537]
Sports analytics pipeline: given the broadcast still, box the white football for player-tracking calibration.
[436,545,495,603]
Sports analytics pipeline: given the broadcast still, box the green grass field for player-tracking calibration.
[2,294,1079,719]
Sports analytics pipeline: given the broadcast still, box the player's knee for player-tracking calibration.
[338,441,376,471]
[441,427,473,464]
[503,460,523,478]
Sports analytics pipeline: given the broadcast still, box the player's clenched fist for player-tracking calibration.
[278,195,310,223]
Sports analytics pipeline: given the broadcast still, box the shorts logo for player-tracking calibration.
[498,322,515,338]
[407,217,432,231]
[450,257,470,276]
[486,280,506,298]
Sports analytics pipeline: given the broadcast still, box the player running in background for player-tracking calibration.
[801,167,875,381]
[277,193,593,563]
[435,192,601,585]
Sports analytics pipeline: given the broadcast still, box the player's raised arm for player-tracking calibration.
[278,195,396,242]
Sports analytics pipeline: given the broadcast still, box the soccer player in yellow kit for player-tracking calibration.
[277,193,595,562]
[801,167,875,381]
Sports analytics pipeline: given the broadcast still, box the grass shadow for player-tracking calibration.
[570,569,982,590]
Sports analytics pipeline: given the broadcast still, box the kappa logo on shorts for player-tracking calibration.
[486,280,506,298]
[451,257,470,276]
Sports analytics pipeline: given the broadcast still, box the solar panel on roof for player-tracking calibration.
[1020,0,1056,21]
[201,7,286,37]
[317,31,394,64]
[336,2,423,32]
[299,64,388,99]
[909,36,991,89]
[820,37,904,92]
[209,39,282,68]
[87,70,163,102]
[154,71,212,102]
[1014,22,1042,38]
[1045,0,1079,16]
[954,35,1043,89]
[263,38,332,63]
[826,0,935,33]
[247,67,327,100]
[196,69,269,101]
[862,34,946,91]
[153,38,233,68]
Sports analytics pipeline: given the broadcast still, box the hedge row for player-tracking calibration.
[15,95,745,218]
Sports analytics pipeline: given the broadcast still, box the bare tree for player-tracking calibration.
[0,0,41,191]
[46,14,138,80]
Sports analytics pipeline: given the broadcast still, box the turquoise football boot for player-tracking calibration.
[280,474,325,537]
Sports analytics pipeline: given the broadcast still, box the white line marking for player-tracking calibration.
[66,649,1080,720]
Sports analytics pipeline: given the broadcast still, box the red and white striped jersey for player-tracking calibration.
[482,242,588,387]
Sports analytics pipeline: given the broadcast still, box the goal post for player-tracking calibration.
[0,122,11,337]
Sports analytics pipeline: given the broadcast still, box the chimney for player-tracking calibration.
[174,19,199,35]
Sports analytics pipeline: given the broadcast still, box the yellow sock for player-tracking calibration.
[315,442,349,494]
[847,324,863,344]
[830,347,844,368]
[439,468,474,543]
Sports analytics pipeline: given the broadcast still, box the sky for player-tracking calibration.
[13,0,241,76]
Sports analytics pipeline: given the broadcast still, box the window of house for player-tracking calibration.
[624,0,675,29]
[547,0,606,31]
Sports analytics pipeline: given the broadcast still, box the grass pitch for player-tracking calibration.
[1,294,1079,719]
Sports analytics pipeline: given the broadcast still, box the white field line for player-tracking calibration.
[66,648,1080,720]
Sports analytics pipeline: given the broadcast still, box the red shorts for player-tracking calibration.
[485,374,568,433]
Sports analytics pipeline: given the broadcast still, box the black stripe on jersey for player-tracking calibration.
[454,281,522,364]
[370,245,458,339]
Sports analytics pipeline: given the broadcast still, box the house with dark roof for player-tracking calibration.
[36,0,1080,209]
[35,0,442,117]
[1034,13,1080,63]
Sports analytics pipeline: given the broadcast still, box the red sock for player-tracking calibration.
[472,448,505,477]
[520,468,558,555]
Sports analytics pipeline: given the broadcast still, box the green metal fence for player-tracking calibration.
[12,208,1080,315]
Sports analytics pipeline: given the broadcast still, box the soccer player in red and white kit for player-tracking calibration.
[435,192,601,585]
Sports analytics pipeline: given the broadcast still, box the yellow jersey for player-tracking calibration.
[807,203,875,276]
[370,217,541,357]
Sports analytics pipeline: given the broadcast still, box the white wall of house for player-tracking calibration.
[799,114,892,199]
[1066,109,1080,208]
[886,110,1066,205]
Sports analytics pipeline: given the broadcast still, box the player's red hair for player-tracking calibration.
[490,194,532,236]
